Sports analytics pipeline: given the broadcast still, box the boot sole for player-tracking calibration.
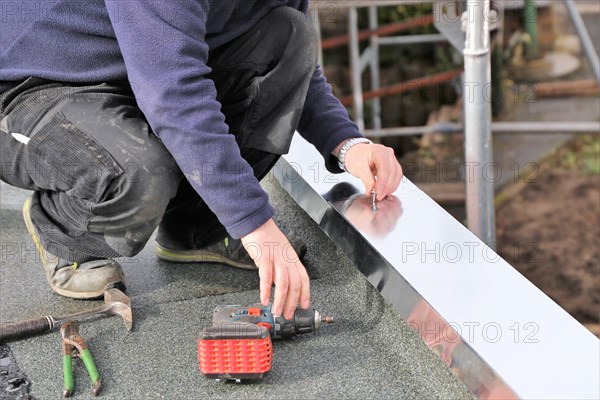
[22,197,121,299]
[154,244,258,270]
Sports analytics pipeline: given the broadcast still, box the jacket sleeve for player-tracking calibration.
[104,0,273,239]
[296,65,365,173]
[295,0,364,173]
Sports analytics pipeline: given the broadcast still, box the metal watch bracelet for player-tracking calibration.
[337,138,372,171]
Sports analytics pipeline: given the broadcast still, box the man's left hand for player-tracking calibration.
[337,141,403,200]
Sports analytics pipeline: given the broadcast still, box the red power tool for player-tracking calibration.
[198,304,333,381]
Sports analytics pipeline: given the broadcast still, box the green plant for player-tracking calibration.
[552,134,600,175]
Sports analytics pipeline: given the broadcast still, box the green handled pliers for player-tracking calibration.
[60,321,101,397]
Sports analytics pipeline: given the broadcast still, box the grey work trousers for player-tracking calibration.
[0,7,318,262]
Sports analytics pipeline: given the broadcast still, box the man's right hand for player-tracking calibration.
[241,218,310,320]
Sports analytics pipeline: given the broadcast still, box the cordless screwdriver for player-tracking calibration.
[198,304,333,380]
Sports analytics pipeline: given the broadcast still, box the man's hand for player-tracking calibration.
[335,141,403,200]
[241,218,310,320]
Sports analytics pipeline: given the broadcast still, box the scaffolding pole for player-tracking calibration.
[564,0,600,85]
[349,7,365,132]
[311,7,324,67]
[463,0,496,247]
[368,6,382,132]
[363,121,600,137]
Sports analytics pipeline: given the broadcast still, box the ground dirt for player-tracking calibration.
[495,135,600,333]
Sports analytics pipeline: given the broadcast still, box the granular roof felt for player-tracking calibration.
[0,178,472,399]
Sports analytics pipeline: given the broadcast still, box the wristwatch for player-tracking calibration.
[337,137,372,171]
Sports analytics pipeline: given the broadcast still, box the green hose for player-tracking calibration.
[524,0,540,59]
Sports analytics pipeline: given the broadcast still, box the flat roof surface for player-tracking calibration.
[0,179,471,399]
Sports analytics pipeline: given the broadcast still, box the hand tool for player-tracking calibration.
[198,304,333,381]
[60,321,101,397]
[0,288,132,343]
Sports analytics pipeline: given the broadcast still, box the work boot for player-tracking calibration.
[155,229,307,270]
[23,196,126,299]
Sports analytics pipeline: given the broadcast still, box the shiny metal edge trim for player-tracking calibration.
[273,135,600,400]
[272,155,516,399]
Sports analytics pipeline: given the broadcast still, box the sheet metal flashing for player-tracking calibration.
[274,135,600,399]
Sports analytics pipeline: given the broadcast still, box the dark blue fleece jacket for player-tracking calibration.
[0,0,362,238]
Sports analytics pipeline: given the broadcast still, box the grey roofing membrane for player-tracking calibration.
[0,178,472,399]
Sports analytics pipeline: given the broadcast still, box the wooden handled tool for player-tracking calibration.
[0,288,132,342]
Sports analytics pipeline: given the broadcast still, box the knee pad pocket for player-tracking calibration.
[26,111,124,203]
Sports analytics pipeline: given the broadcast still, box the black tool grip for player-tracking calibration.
[0,317,52,343]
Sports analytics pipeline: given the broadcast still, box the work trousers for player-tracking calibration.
[0,7,318,262]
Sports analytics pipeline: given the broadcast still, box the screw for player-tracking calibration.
[371,189,377,212]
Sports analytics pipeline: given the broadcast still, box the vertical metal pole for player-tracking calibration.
[368,6,382,133]
[565,0,600,85]
[491,1,505,116]
[349,7,365,132]
[463,0,496,247]
[524,0,540,59]
[311,7,324,68]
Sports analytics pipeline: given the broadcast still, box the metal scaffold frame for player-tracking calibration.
[310,0,600,244]
[463,0,495,245]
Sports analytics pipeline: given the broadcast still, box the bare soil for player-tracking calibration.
[496,136,600,331]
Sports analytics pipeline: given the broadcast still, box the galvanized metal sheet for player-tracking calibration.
[274,134,600,399]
